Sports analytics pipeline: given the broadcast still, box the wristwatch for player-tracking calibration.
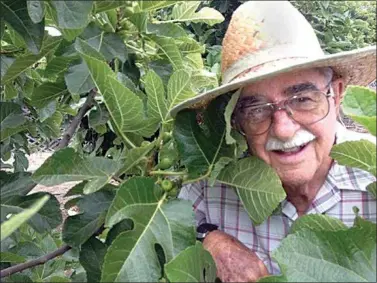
[196,223,218,242]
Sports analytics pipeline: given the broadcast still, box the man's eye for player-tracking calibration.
[296,96,313,103]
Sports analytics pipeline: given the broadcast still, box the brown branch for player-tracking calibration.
[0,225,105,278]
[57,90,96,150]
[0,245,71,278]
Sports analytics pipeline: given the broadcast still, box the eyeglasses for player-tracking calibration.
[234,87,333,135]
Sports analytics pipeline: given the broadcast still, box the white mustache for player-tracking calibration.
[265,129,316,151]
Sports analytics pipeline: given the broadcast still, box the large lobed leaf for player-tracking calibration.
[174,96,235,178]
[102,177,196,282]
[343,86,376,136]
[74,38,159,138]
[32,148,121,194]
[330,140,376,176]
[79,236,107,282]
[171,2,224,26]
[1,192,62,234]
[1,195,49,241]
[0,171,36,204]
[1,0,44,54]
[63,189,115,247]
[1,36,62,84]
[165,241,216,283]
[50,0,93,29]
[268,216,376,282]
[217,157,286,225]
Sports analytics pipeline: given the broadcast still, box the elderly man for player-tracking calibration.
[172,1,376,282]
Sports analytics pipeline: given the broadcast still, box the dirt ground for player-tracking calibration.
[26,152,80,224]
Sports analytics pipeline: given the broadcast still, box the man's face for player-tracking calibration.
[236,68,342,187]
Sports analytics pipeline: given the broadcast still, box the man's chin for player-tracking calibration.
[276,169,314,188]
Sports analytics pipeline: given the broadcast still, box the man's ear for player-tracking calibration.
[331,78,345,115]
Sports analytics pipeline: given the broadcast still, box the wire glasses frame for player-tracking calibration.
[234,85,334,136]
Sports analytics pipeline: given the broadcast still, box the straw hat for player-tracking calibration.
[170,1,376,117]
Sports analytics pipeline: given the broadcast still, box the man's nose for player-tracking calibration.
[269,110,301,141]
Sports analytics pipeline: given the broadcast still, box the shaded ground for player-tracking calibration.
[27,152,79,227]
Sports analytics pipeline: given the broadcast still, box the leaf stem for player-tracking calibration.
[182,165,213,185]
[150,170,187,176]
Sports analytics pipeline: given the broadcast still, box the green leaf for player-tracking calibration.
[39,110,63,138]
[27,1,45,24]
[343,86,376,135]
[208,157,233,186]
[2,36,62,84]
[137,1,181,12]
[1,0,44,54]
[102,177,196,282]
[165,241,216,283]
[349,116,376,137]
[224,90,240,145]
[174,96,234,178]
[117,142,155,176]
[94,0,126,13]
[50,1,93,29]
[171,2,200,21]
[89,104,109,128]
[105,219,133,246]
[74,38,159,138]
[145,69,168,122]
[289,214,348,234]
[330,140,376,176]
[171,2,224,25]
[63,190,115,247]
[0,102,25,130]
[147,23,187,38]
[32,148,121,194]
[272,223,376,282]
[367,181,376,198]
[44,56,74,80]
[177,37,205,54]
[166,69,196,116]
[104,75,159,137]
[1,195,49,241]
[79,236,107,282]
[1,56,15,80]
[80,23,128,62]
[4,83,18,100]
[128,12,148,32]
[1,192,62,233]
[0,252,26,263]
[30,81,67,108]
[217,157,286,225]
[258,275,287,282]
[149,35,184,70]
[64,60,95,95]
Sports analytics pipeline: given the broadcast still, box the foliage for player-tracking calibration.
[290,1,376,54]
[259,214,376,282]
[0,1,376,282]
[331,86,376,198]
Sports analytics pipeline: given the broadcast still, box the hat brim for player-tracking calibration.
[170,46,376,117]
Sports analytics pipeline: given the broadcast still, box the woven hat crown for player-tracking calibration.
[221,1,324,84]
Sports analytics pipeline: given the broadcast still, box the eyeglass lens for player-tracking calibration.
[236,91,330,135]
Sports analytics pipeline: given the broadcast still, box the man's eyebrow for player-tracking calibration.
[236,95,265,107]
[283,82,319,95]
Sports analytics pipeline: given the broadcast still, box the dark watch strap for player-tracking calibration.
[196,223,218,242]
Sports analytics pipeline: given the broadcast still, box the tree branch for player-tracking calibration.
[0,245,71,278]
[0,225,105,278]
[57,90,96,150]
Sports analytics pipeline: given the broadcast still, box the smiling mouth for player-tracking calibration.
[272,142,310,155]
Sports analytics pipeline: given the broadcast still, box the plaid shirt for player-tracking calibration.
[179,123,376,274]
